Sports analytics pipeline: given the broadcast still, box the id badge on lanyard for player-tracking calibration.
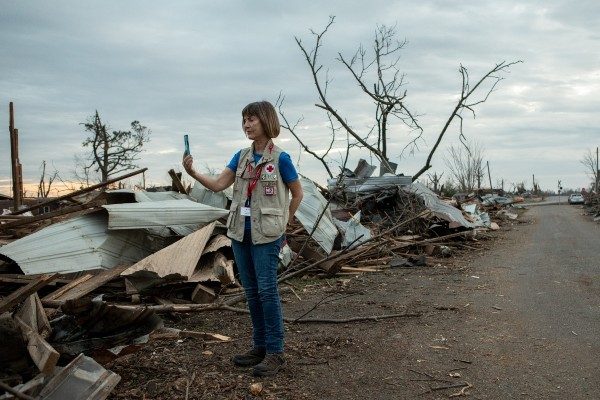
[240,206,251,216]
[242,163,263,217]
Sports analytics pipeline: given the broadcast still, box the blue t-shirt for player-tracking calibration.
[226,150,298,183]
[227,149,299,231]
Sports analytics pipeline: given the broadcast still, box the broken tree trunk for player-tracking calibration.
[168,168,188,194]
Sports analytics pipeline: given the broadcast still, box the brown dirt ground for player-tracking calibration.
[106,220,524,400]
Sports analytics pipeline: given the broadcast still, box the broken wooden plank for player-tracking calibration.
[150,327,231,342]
[190,252,236,284]
[191,283,217,304]
[0,274,37,284]
[168,168,188,194]
[0,204,102,230]
[0,273,58,314]
[14,316,60,374]
[10,168,147,216]
[0,380,37,400]
[42,273,94,303]
[288,238,339,273]
[340,266,381,273]
[41,264,131,306]
[14,293,51,338]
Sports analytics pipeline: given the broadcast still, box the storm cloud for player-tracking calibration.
[1,0,598,194]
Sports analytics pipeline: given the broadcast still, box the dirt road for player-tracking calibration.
[109,205,600,399]
[452,204,600,399]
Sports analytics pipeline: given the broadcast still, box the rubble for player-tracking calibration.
[0,161,526,398]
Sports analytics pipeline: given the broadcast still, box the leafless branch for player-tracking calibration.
[445,140,485,192]
[295,16,398,172]
[412,60,522,181]
[276,94,335,178]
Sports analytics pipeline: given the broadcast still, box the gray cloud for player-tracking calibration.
[1,0,598,194]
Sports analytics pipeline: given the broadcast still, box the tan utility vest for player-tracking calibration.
[226,139,289,244]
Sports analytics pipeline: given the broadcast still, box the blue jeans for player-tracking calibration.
[231,231,284,354]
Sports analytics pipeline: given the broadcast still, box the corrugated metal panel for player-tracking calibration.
[0,212,152,275]
[106,189,191,204]
[134,191,190,202]
[328,174,413,194]
[102,199,228,230]
[105,190,204,236]
[407,182,480,228]
[296,177,338,254]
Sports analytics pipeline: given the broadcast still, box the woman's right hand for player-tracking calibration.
[182,154,195,175]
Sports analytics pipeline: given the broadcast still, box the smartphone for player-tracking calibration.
[184,134,190,156]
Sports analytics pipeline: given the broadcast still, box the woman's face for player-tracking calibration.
[243,115,267,141]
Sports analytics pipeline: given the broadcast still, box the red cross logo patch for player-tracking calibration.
[265,163,275,173]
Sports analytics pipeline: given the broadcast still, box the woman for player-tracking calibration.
[182,100,303,377]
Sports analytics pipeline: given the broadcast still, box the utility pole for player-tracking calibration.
[596,146,600,195]
[487,161,493,193]
[532,174,535,195]
[9,102,23,211]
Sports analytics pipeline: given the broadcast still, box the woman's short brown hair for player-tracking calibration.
[242,101,280,138]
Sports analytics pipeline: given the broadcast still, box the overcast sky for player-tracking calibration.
[1,0,598,196]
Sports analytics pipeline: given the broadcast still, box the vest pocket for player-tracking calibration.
[227,202,240,230]
[259,207,284,237]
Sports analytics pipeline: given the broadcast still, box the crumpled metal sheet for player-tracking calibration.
[333,211,371,249]
[103,199,228,230]
[480,194,514,206]
[296,177,338,254]
[105,189,222,236]
[407,182,483,229]
[0,212,152,275]
[462,203,491,228]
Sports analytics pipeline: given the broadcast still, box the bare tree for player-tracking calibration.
[427,171,444,194]
[37,160,59,198]
[72,153,92,188]
[80,111,150,183]
[289,17,520,180]
[444,140,485,193]
[580,148,599,191]
[513,181,526,195]
[293,17,421,174]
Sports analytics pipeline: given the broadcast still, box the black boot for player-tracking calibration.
[232,348,266,367]
[253,353,285,377]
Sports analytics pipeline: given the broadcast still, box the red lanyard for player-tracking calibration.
[246,163,263,198]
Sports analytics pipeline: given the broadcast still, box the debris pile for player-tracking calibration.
[0,162,525,398]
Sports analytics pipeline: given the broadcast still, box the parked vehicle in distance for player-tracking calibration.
[568,193,584,204]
